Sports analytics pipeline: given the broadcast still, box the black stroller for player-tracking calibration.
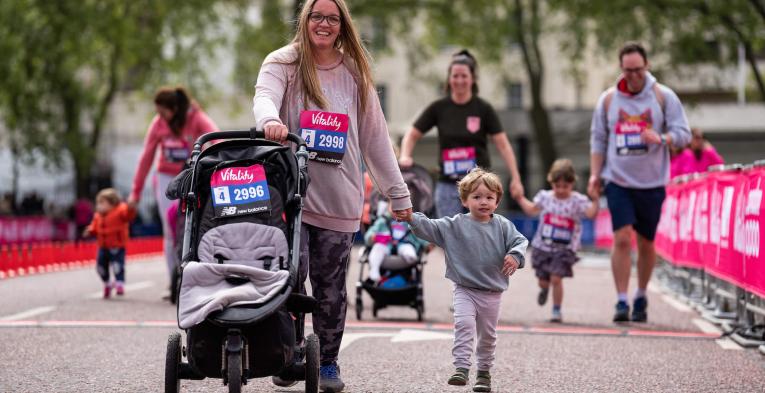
[164,129,319,393]
[354,164,435,321]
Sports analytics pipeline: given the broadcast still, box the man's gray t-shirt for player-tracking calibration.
[410,212,528,292]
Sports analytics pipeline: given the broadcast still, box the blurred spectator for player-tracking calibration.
[72,197,95,241]
[669,144,685,179]
[671,127,724,178]
[0,193,14,215]
[19,192,45,215]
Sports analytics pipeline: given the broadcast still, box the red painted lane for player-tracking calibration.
[0,319,720,339]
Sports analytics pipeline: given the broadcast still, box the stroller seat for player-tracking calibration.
[178,222,292,329]
[379,254,418,271]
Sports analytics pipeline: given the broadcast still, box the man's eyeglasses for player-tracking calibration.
[622,66,646,74]
[309,12,341,26]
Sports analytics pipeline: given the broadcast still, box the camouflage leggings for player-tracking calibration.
[298,223,355,365]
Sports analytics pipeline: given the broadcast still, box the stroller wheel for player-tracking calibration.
[164,332,181,393]
[304,334,320,393]
[355,298,363,321]
[416,304,424,322]
[226,349,242,393]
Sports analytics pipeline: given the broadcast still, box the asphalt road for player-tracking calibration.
[1,248,763,392]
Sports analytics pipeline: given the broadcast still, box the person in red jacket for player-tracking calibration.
[84,188,137,299]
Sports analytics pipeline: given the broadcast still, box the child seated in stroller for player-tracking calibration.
[364,201,429,283]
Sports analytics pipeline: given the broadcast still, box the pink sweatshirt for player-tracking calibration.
[252,44,411,233]
[672,147,724,178]
[130,108,219,201]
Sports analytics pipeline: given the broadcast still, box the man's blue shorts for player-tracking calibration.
[604,182,666,241]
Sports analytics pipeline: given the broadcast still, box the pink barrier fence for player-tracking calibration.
[655,166,765,298]
[0,216,75,245]
[0,237,163,279]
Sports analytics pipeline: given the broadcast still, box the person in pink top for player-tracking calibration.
[671,127,724,178]
[252,0,412,391]
[128,87,219,289]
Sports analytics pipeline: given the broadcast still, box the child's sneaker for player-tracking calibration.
[103,285,111,299]
[115,281,125,296]
[537,287,549,306]
[447,367,469,386]
[550,309,562,323]
[473,370,491,392]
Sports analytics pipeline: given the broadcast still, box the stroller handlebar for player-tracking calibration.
[193,128,306,149]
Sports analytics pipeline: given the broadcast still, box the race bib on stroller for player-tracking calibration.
[162,138,190,163]
[210,164,271,218]
[540,214,575,245]
[300,110,349,165]
[442,147,476,177]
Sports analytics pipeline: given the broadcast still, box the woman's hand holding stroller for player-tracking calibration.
[502,255,519,276]
[264,120,289,143]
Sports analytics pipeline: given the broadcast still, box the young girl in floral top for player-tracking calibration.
[514,159,599,322]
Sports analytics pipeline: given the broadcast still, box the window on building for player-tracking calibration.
[507,83,523,109]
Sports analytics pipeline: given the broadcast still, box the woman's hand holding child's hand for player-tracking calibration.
[502,255,519,276]
[393,208,413,222]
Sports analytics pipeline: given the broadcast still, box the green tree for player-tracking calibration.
[0,0,241,199]
[550,0,765,101]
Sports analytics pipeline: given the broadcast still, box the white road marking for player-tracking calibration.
[340,329,454,352]
[390,329,453,343]
[661,295,693,313]
[0,306,56,321]
[85,281,155,299]
[715,338,743,350]
[692,318,722,335]
[339,332,394,352]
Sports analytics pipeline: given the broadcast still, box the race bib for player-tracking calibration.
[162,138,190,163]
[391,222,408,240]
[540,214,575,245]
[442,147,476,177]
[210,164,271,218]
[614,109,651,156]
[300,110,349,165]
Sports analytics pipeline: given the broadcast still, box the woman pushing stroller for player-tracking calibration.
[253,0,412,391]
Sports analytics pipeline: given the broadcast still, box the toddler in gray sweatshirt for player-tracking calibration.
[405,168,528,392]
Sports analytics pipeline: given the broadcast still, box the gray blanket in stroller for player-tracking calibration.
[178,222,290,329]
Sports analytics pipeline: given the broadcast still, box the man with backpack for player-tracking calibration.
[588,42,691,323]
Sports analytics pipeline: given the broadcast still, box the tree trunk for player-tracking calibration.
[10,141,20,210]
[515,0,558,185]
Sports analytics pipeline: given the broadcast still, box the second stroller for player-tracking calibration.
[355,164,434,321]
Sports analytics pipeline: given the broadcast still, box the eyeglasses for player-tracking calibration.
[622,66,646,74]
[308,12,341,26]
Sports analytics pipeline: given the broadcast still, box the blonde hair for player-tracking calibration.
[96,188,121,207]
[457,168,503,202]
[546,158,577,184]
[292,0,374,111]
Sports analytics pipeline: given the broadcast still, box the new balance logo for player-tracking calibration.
[221,206,237,216]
